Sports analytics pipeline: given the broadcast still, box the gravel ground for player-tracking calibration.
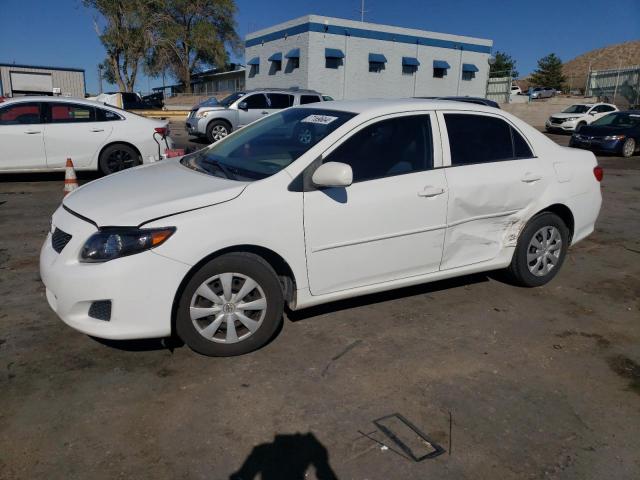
[0,128,639,480]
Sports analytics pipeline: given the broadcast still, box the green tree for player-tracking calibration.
[490,51,519,78]
[529,53,566,90]
[84,0,155,92]
[152,0,240,93]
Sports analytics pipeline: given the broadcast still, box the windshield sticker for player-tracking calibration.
[630,114,640,117]
[301,114,339,125]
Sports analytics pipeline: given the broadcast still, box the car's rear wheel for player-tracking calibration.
[576,121,586,132]
[505,212,569,287]
[99,144,140,175]
[621,138,636,158]
[176,253,284,356]
[206,120,231,143]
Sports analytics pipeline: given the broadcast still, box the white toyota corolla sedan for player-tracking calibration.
[0,96,172,175]
[40,99,603,356]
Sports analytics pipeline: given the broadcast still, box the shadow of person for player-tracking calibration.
[230,432,338,480]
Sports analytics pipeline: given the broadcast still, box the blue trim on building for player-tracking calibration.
[462,63,479,72]
[268,52,282,62]
[433,60,451,69]
[402,57,420,66]
[247,57,260,65]
[368,53,387,63]
[285,48,300,58]
[325,48,345,58]
[246,21,491,54]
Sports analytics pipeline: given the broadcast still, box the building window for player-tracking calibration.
[461,63,478,81]
[368,53,387,73]
[462,71,475,81]
[289,57,299,69]
[433,68,446,78]
[249,64,259,77]
[402,65,418,75]
[326,57,343,69]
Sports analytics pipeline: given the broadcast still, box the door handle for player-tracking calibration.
[521,173,542,183]
[418,186,445,197]
[24,130,41,134]
[261,111,269,115]
[91,128,105,132]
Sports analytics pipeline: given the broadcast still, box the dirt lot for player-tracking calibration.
[1,131,639,479]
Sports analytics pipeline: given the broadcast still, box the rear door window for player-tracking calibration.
[49,103,95,123]
[267,93,294,109]
[0,103,42,125]
[300,95,321,105]
[445,113,532,165]
[96,108,122,121]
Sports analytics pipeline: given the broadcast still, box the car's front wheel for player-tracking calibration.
[176,253,284,356]
[206,120,231,143]
[506,212,569,287]
[621,138,636,158]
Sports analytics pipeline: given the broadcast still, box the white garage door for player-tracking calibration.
[10,71,53,93]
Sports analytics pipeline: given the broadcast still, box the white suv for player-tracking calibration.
[546,103,618,132]
[41,99,602,356]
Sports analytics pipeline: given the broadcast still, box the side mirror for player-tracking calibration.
[312,162,353,188]
[238,102,248,111]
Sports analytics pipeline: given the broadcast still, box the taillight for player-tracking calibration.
[593,166,603,182]
[154,127,168,137]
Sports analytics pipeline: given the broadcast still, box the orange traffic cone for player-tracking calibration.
[64,158,78,196]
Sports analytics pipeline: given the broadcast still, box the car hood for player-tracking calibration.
[63,159,248,227]
[196,105,228,112]
[576,125,633,137]
[552,112,587,119]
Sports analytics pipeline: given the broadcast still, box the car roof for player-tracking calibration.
[294,98,505,115]
[244,88,323,95]
[1,96,114,108]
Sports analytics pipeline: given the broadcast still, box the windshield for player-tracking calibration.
[198,97,219,107]
[218,92,245,107]
[181,108,356,180]
[563,105,590,114]
[591,112,640,128]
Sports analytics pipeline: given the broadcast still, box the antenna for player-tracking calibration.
[358,0,369,22]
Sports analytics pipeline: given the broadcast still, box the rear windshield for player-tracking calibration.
[181,108,356,181]
[591,112,640,128]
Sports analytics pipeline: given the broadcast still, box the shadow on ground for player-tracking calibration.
[229,432,338,480]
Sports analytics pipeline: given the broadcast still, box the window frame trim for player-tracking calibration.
[436,110,537,168]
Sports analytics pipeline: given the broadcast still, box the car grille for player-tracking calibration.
[189,110,197,118]
[550,117,563,124]
[51,228,72,253]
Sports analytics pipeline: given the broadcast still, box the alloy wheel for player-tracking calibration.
[106,149,136,172]
[211,125,229,142]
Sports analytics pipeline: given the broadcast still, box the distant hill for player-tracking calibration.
[562,40,640,90]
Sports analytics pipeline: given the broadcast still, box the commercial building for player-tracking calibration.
[245,15,493,100]
[0,63,85,98]
[152,65,245,97]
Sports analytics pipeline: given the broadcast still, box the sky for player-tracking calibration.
[0,0,638,94]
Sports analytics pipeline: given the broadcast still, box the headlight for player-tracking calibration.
[195,110,212,119]
[604,135,625,141]
[563,117,578,122]
[80,227,175,263]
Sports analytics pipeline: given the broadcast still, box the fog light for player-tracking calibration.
[88,300,112,321]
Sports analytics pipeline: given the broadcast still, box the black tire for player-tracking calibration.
[206,120,231,143]
[576,121,586,132]
[176,253,284,356]
[621,138,636,158]
[505,212,569,287]
[98,143,140,175]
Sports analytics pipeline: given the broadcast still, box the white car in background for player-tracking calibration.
[0,96,173,175]
[546,103,618,132]
[41,99,602,357]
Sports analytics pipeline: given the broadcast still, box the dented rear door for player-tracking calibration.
[438,111,551,270]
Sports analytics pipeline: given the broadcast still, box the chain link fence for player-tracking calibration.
[586,65,640,108]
